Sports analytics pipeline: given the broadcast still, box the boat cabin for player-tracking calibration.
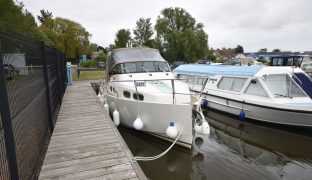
[270,55,304,67]
[173,65,312,99]
[106,48,170,78]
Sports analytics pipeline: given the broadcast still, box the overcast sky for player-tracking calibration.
[22,0,312,52]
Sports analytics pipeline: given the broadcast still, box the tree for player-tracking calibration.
[0,0,43,40]
[234,45,244,53]
[94,52,107,62]
[37,9,53,24]
[272,49,281,53]
[114,29,131,48]
[133,18,154,47]
[155,7,208,63]
[206,49,216,61]
[258,48,267,53]
[105,44,116,52]
[39,17,91,60]
[97,46,105,52]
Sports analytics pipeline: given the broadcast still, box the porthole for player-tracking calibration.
[123,91,131,98]
[133,93,144,101]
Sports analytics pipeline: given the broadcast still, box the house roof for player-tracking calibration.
[214,49,236,59]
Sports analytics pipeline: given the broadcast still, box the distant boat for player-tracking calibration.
[104,48,193,148]
[173,64,312,127]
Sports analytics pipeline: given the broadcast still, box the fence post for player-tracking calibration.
[55,51,62,105]
[62,53,67,90]
[41,41,54,133]
[0,43,20,180]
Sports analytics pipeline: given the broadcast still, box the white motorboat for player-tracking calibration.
[173,64,312,127]
[104,48,193,148]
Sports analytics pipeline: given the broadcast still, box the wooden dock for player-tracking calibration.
[39,81,147,180]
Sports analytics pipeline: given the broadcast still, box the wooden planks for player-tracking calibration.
[39,81,147,180]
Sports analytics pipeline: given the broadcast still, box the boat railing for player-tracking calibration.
[100,78,207,97]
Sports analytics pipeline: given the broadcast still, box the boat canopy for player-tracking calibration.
[107,48,166,74]
[173,64,263,77]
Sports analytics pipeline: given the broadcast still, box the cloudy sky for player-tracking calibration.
[22,0,312,52]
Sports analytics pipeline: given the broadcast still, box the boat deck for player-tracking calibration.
[39,80,146,180]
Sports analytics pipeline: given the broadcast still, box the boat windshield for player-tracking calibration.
[111,61,170,74]
[263,74,307,98]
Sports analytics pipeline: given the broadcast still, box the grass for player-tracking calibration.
[72,70,106,81]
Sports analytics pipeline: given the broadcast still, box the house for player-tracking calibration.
[213,49,236,61]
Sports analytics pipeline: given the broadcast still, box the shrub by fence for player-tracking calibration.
[0,26,66,179]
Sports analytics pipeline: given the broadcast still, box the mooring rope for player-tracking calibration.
[128,111,188,163]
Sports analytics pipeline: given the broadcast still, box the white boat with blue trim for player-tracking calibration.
[173,64,312,127]
[103,48,193,148]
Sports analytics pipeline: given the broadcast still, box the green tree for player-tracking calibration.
[155,7,208,63]
[0,0,42,39]
[37,9,53,24]
[97,46,105,52]
[94,52,107,62]
[258,48,267,53]
[39,17,91,61]
[114,29,131,48]
[207,49,216,61]
[133,18,154,47]
[105,44,116,52]
[272,48,281,53]
[234,45,244,53]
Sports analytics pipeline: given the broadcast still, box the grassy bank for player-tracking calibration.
[72,70,106,81]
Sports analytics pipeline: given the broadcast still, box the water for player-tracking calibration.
[118,110,312,180]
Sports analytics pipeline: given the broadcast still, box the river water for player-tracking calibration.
[118,110,312,180]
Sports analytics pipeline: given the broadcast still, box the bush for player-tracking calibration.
[81,60,97,68]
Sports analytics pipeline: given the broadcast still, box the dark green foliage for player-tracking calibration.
[97,46,106,52]
[94,52,107,62]
[0,0,42,40]
[39,17,91,61]
[234,45,244,53]
[155,7,208,63]
[258,48,267,53]
[133,18,154,47]
[114,29,131,48]
[37,9,53,24]
[81,59,97,68]
[207,49,217,61]
[272,48,281,53]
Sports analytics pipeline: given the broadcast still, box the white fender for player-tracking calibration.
[104,102,109,113]
[166,122,178,139]
[194,123,202,133]
[113,109,120,126]
[133,116,144,130]
[201,121,210,135]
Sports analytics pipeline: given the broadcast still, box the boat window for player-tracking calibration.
[111,64,123,75]
[263,74,307,98]
[244,79,268,97]
[133,93,144,101]
[177,74,188,83]
[115,61,170,74]
[123,91,131,98]
[217,77,248,92]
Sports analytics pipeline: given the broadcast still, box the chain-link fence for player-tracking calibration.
[0,27,66,179]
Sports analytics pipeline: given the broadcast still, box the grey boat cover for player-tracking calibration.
[107,48,166,74]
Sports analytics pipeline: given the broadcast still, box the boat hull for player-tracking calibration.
[203,94,312,127]
[106,94,193,148]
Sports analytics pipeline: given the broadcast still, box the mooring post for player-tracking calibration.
[0,43,20,180]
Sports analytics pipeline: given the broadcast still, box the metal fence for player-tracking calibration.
[0,27,66,179]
